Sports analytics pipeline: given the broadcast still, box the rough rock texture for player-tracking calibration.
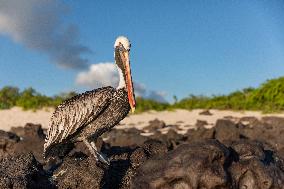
[131,140,230,189]
[214,119,241,143]
[1,123,46,163]
[186,126,214,143]
[199,109,213,115]
[229,140,284,189]
[150,129,187,150]
[1,117,284,189]
[54,155,104,189]
[0,153,54,189]
[0,130,20,158]
[53,139,168,189]
[244,117,284,155]
[12,123,46,163]
[132,139,284,189]
[105,128,148,147]
[195,119,209,129]
[143,119,166,132]
[186,117,284,158]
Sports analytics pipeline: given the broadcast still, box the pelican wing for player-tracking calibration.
[44,86,115,154]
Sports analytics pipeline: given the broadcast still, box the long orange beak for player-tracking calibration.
[120,50,136,113]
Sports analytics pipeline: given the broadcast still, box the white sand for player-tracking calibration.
[0,107,53,131]
[118,109,284,134]
[1,107,284,134]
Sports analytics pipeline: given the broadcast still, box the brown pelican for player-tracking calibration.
[44,36,135,164]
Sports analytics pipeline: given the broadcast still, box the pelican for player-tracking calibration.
[44,36,135,164]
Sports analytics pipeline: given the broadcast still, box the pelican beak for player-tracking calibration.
[120,50,136,113]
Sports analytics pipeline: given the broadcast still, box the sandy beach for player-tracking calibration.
[1,107,284,133]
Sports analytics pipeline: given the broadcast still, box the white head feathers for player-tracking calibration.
[114,36,131,50]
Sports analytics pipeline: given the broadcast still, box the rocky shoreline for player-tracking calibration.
[1,115,284,188]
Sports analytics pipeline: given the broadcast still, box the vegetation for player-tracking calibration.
[0,86,77,110]
[135,97,169,113]
[1,77,284,112]
[173,77,284,112]
[172,88,255,111]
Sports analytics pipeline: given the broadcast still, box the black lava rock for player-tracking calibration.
[0,153,54,189]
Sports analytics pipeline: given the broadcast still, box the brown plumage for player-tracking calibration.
[44,36,135,164]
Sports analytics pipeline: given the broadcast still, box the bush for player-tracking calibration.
[135,97,169,113]
[15,88,52,110]
[174,77,284,112]
[0,86,77,111]
[0,86,20,109]
[1,76,284,113]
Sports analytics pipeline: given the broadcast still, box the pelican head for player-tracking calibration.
[114,36,135,113]
[114,36,131,51]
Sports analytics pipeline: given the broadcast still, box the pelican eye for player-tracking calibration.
[118,45,126,52]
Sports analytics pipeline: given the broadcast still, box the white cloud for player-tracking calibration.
[76,63,168,102]
[76,63,119,88]
[0,0,90,69]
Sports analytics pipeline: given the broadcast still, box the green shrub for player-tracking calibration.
[0,86,20,109]
[248,77,284,111]
[1,76,284,112]
[174,77,284,112]
[15,88,53,110]
[0,86,77,111]
[135,97,169,113]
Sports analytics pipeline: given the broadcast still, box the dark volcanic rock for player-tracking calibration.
[239,117,284,158]
[186,127,214,143]
[54,139,168,189]
[0,130,20,157]
[69,137,104,157]
[1,123,45,163]
[11,123,45,139]
[132,140,230,189]
[142,139,167,157]
[105,128,148,148]
[150,129,186,150]
[229,140,284,189]
[54,156,104,189]
[2,117,284,189]
[0,153,54,189]
[187,119,241,145]
[143,119,166,132]
[103,148,134,189]
[195,119,208,129]
[129,147,147,169]
[214,119,241,143]
[10,126,26,137]
[187,117,284,160]
[104,139,168,189]
[12,123,46,163]
[239,116,261,127]
[0,130,20,143]
[130,139,167,169]
[132,139,284,189]
[199,109,213,115]
[262,116,284,128]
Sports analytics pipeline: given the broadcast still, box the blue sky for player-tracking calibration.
[0,1,284,102]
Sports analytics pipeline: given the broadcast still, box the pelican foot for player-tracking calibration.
[90,141,110,165]
[83,139,110,165]
[96,151,110,165]
[52,169,67,179]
